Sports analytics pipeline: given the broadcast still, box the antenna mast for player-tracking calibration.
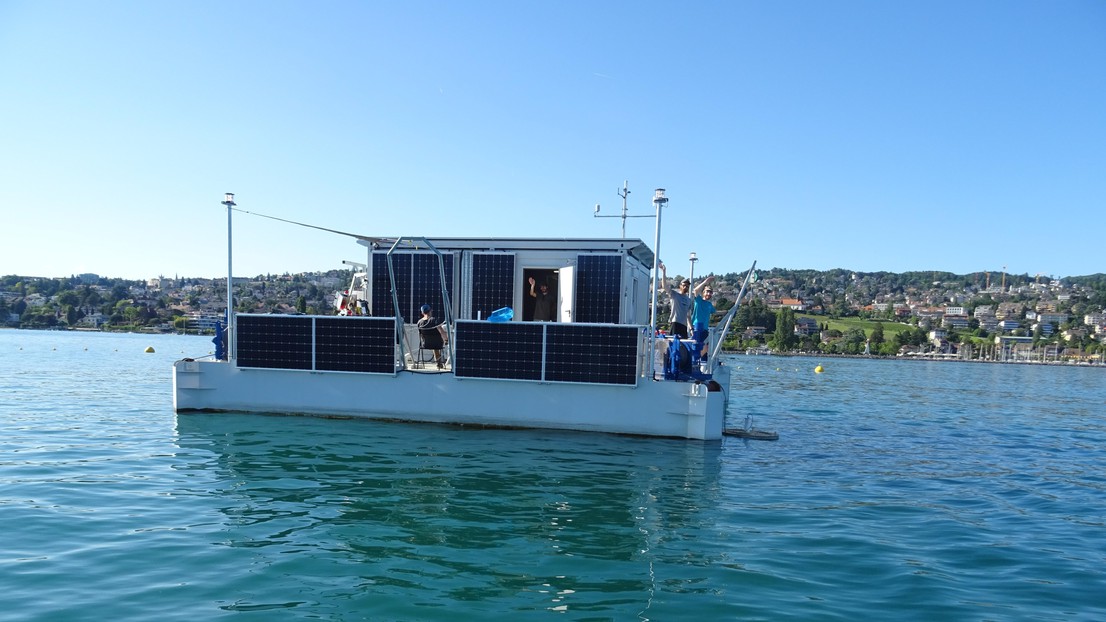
[593,181,657,238]
[617,181,630,238]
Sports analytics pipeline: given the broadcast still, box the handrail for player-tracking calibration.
[384,237,455,368]
[709,261,757,365]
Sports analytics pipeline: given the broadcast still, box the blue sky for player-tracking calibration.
[2,1,1103,281]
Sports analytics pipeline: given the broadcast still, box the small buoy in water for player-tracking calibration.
[144,346,155,353]
[815,365,824,373]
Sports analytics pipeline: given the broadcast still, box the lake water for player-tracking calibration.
[2,329,1104,621]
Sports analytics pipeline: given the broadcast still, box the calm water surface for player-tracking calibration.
[1,330,1104,621]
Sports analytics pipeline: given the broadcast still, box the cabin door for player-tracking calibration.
[558,266,575,322]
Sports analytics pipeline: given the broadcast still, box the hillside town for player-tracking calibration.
[0,271,348,334]
[726,268,1106,364]
[3,267,1104,364]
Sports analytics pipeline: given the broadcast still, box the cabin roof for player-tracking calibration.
[357,236,655,267]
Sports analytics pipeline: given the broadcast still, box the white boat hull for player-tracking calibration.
[174,359,729,440]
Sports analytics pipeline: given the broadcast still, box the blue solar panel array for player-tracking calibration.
[454,321,543,381]
[235,315,641,384]
[411,252,454,321]
[236,315,397,374]
[370,254,402,318]
[575,254,622,324]
[236,315,313,370]
[315,317,396,373]
[371,251,454,321]
[470,253,515,320]
[453,320,639,385]
[546,324,639,385]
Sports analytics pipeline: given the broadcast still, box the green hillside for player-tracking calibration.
[797,314,912,340]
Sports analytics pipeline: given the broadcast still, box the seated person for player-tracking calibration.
[417,304,449,369]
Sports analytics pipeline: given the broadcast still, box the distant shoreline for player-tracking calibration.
[7,326,1101,368]
[744,350,1105,368]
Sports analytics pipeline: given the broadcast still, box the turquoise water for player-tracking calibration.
[2,330,1104,621]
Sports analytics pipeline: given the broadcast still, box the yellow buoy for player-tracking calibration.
[814,365,824,373]
[144,346,155,353]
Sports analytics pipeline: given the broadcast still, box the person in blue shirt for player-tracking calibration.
[691,275,716,360]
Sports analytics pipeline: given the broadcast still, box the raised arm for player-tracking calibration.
[693,275,715,296]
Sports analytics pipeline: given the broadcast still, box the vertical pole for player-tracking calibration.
[618,180,630,238]
[649,189,667,378]
[222,193,236,361]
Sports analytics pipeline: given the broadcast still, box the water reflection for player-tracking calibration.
[174,413,724,617]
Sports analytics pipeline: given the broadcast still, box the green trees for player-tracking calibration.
[870,322,885,349]
[64,305,79,326]
[734,297,775,332]
[829,296,851,318]
[842,328,867,354]
[893,326,927,349]
[771,307,798,351]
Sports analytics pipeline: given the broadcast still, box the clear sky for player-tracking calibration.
[2,1,1103,281]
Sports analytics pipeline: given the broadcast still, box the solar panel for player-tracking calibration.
[315,317,396,373]
[370,253,403,318]
[452,320,640,385]
[454,321,542,381]
[546,324,639,385]
[411,252,454,321]
[575,254,622,323]
[470,253,515,320]
[236,315,313,370]
[372,251,454,321]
